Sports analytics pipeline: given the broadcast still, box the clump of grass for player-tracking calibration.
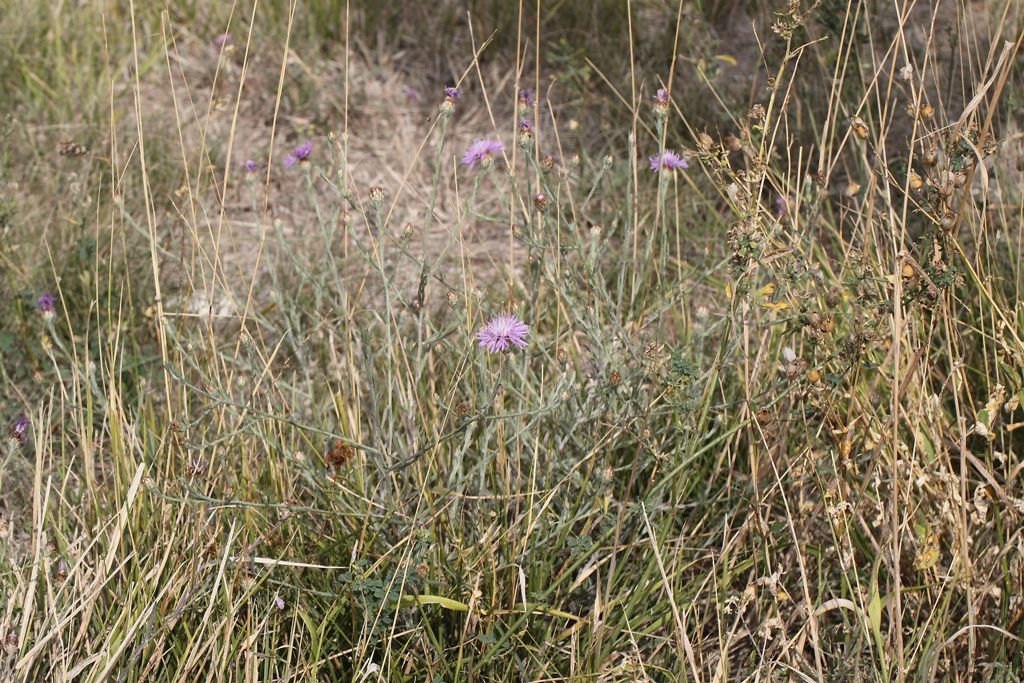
[2,0,1024,680]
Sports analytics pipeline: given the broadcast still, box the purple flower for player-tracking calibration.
[648,150,688,173]
[244,159,260,174]
[462,139,503,168]
[518,88,534,108]
[654,88,669,105]
[37,292,56,315]
[403,85,422,101]
[444,86,462,100]
[274,596,285,610]
[213,33,232,50]
[476,314,529,353]
[775,194,788,217]
[12,414,29,445]
[283,140,313,168]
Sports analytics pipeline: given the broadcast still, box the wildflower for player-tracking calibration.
[439,86,461,117]
[369,186,385,207]
[518,88,534,113]
[653,87,670,117]
[648,150,689,173]
[283,140,313,168]
[774,195,788,217]
[402,85,421,101]
[533,193,548,211]
[12,414,29,445]
[274,596,285,611]
[517,119,534,147]
[244,159,260,174]
[213,33,233,50]
[462,139,503,168]
[476,314,529,353]
[37,292,56,321]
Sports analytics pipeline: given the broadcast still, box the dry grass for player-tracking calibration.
[2,0,1024,680]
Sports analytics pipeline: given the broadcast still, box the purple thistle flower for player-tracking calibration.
[213,33,233,50]
[518,88,534,108]
[37,292,56,315]
[244,159,260,174]
[444,86,462,100]
[283,140,313,168]
[12,414,29,445]
[648,150,689,173]
[654,88,670,105]
[462,139,504,168]
[476,314,529,353]
[403,85,422,101]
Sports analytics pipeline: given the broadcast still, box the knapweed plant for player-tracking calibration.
[1,0,1023,680]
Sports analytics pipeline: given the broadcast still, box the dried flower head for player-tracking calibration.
[283,140,313,168]
[462,139,503,168]
[325,439,355,469]
[369,186,385,205]
[649,150,689,173]
[476,314,529,353]
[533,193,549,211]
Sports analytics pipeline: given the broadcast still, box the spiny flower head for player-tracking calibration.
[649,150,688,173]
[653,88,670,117]
[517,119,534,147]
[477,314,529,353]
[462,139,503,168]
[518,88,534,113]
[283,140,313,168]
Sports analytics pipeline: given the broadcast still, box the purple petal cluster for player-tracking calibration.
[648,150,689,173]
[283,140,313,168]
[476,314,529,353]
[37,292,56,314]
[244,159,260,174]
[444,86,462,100]
[462,139,503,168]
[654,88,670,105]
[12,414,29,445]
[518,88,534,108]
[214,33,233,50]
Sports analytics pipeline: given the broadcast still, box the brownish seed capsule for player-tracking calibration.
[923,146,938,166]
[909,172,924,191]
[807,369,821,383]
[826,288,841,308]
[533,193,549,211]
[940,212,957,231]
[851,117,869,140]
[901,262,915,279]
[725,134,743,153]
[820,316,836,334]
[697,131,714,153]
[919,103,934,120]
[808,311,822,328]
[609,370,622,386]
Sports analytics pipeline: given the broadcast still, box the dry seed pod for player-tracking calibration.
[909,171,924,191]
[807,369,821,383]
[850,117,869,140]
